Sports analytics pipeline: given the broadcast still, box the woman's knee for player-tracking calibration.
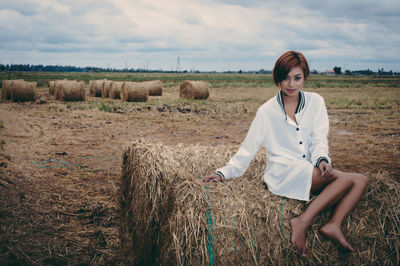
[353,173,368,188]
[338,171,368,188]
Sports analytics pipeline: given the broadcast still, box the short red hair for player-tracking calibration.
[273,51,310,86]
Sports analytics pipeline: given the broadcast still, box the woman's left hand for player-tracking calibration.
[319,161,334,179]
[202,173,223,183]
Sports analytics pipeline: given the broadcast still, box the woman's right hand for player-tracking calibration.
[202,173,223,183]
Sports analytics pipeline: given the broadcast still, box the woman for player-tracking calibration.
[202,51,368,256]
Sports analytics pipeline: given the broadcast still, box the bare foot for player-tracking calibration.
[290,217,309,256]
[320,223,354,252]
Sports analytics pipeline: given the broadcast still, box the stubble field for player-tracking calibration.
[0,73,399,264]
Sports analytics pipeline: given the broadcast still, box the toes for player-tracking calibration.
[344,243,354,252]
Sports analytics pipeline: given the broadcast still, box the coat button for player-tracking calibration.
[302,155,306,158]
[296,128,299,131]
[299,141,303,144]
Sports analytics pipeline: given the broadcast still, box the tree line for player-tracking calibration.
[0,63,397,75]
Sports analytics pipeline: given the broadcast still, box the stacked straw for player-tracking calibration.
[179,80,209,99]
[119,140,400,265]
[88,79,164,99]
[121,82,148,102]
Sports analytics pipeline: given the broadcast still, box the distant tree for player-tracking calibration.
[345,69,351,75]
[333,66,342,75]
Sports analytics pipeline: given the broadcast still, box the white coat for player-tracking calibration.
[216,91,330,201]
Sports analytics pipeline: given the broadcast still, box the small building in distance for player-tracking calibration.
[322,69,335,76]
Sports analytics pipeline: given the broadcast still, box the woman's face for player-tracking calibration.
[279,66,305,97]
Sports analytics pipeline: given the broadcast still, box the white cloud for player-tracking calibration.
[0,0,399,71]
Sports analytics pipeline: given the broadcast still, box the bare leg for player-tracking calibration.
[290,168,368,255]
[320,171,368,251]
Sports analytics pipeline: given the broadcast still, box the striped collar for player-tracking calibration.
[277,90,305,115]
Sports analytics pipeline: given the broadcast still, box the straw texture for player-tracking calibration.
[59,80,86,101]
[91,80,105,97]
[88,80,94,96]
[119,140,399,265]
[1,79,23,101]
[180,81,209,99]
[54,79,68,100]
[10,80,37,102]
[102,80,113,98]
[143,80,163,96]
[48,80,56,95]
[121,82,148,102]
[110,81,124,99]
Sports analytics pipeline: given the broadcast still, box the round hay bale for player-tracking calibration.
[88,80,94,96]
[54,79,69,100]
[48,80,56,95]
[143,80,163,96]
[10,80,37,102]
[92,80,105,97]
[101,80,113,98]
[179,80,209,99]
[59,80,86,102]
[1,80,12,101]
[110,81,124,99]
[121,82,148,102]
[120,140,400,265]
[1,79,23,101]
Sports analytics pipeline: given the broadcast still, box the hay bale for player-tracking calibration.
[10,80,37,102]
[92,80,105,97]
[59,80,86,101]
[1,80,12,101]
[143,80,163,96]
[1,79,23,101]
[110,81,124,99]
[101,80,113,98]
[121,82,148,102]
[120,140,400,265]
[48,80,56,95]
[88,80,94,96]
[179,80,209,99]
[54,79,68,100]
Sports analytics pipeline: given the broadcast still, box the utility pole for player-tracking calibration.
[176,56,181,72]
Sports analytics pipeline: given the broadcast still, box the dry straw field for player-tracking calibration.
[0,72,399,265]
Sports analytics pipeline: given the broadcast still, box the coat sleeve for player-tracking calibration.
[309,95,331,166]
[216,108,267,179]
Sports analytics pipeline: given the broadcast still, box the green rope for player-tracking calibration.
[250,224,255,250]
[280,197,285,239]
[204,185,217,266]
[199,172,217,266]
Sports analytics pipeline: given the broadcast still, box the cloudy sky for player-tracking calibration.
[1,0,399,71]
